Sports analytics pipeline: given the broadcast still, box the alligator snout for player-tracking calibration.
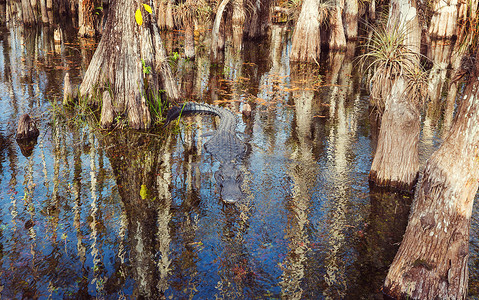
[215,168,244,203]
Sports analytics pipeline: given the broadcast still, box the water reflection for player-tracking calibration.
[1,23,478,299]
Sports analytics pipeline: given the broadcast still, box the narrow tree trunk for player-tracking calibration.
[211,0,230,60]
[343,0,358,40]
[21,0,36,24]
[329,3,347,51]
[39,0,48,23]
[369,77,420,191]
[165,0,174,30]
[78,0,96,37]
[232,0,245,51]
[80,0,179,129]
[244,0,270,39]
[428,0,459,39]
[184,20,195,59]
[383,70,479,299]
[289,0,321,62]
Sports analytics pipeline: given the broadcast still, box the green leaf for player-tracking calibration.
[140,184,148,200]
[143,4,152,13]
[135,8,143,26]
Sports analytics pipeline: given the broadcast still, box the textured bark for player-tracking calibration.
[232,0,245,50]
[20,0,36,24]
[383,73,479,299]
[329,4,347,51]
[184,20,195,59]
[428,0,459,39]
[78,0,96,37]
[369,0,421,191]
[343,0,358,40]
[165,0,174,30]
[289,0,321,62]
[80,0,179,129]
[244,0,270,39]
[369,78,420,191]
[100,90,115,128]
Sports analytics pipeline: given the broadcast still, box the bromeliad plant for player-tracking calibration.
[359,21,426,109]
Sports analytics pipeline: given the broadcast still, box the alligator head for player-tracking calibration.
[214,164,244,203]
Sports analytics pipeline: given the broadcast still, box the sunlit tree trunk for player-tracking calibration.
[383,56,479,299]
[20,0,36,24]
[289,0,321,62]
[344,0,358,40]
[369,0,422,191]
[165,0,174,29]
[232,0,245,50]
[80,0,179,129]
[184,19,195,59]
[78,0,96,37]
[428,0,459,39]
[329,1,347,51]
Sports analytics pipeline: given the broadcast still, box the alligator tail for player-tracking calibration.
[163,102,222,127]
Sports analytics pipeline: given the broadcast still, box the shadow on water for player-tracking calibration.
[1,22,478,299]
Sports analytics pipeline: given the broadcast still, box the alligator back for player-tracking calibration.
[164,102,225,126]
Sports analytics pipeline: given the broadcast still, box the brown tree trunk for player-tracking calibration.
[78,0,96,37]
[184,20,195,59]
[232,0,245,51]
[428,0,459,39]
[211,0,230,60]
[289,0,321,62]
[244,0,270,39]
[329,2,347,51]
[343,0,358,40]
[20,0,36,24]
[165,0,174,30]
[80,0,179,129]
[383,65,479,299]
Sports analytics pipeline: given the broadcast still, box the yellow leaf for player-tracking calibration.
[143,4,152,13]
[135,8,143,26]
[140,184,148,199]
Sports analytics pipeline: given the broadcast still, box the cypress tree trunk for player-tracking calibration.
[369,0,421,191]
[369,77,420,191]
[78,0,95,37]
[383,62,479,299]
[343,0,358,40]
[211,0,230,60]
[289,0,321,62]
[80,0,179,129]
[428,0,458,39]
[232,0,245,50]
[184,20,195,59]
[329,2,347,51]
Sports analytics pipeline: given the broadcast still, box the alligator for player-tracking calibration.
[164,102,248,203]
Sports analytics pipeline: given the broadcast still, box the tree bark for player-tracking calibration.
[80,0,179,129]
[78,0,96,37]
[289,0,321,62]
[369,77,420,191]
[428,0,459,39]
[329,3,347,51]
[184,20,195,59]
[232,0,245,50]
[343,0,358,40]
[383,68,479,299]
[211,0,230,60]
[369,0,422,191]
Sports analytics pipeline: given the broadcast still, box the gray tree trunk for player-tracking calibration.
[383,61,479,299]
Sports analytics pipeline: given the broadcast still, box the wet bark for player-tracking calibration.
[383,71,479,298]
[80,0,179,129]
[16,114,39,140]
[428,0,458,39]
[289,0,321,62]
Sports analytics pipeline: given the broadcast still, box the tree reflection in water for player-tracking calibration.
[1,23,477,299]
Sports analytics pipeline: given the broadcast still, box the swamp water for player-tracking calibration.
[1,25,479,299]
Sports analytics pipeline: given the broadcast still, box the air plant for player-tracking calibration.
[359,21,423,109]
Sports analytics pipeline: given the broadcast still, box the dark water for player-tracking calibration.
[1,24,479,299]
